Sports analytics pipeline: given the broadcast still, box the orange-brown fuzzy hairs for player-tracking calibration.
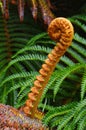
[23,17,74,118]
[0,104,47,129]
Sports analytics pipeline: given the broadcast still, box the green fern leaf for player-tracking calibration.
[54,63,85,97]
[81,69,86,100]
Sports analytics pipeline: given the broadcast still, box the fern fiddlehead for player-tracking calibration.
[23,17,74,118]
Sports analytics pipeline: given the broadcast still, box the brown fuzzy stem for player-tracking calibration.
[23,17,74,118]
[38,0,55,25]
[0,104,47,129]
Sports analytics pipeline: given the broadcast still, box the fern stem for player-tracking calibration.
[38,0,55,25]
[23,17,74,118]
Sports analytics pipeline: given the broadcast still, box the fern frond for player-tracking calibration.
[81,69,86,100]
[63,122,74,130]
[70,19,86,32]
[57,110,75,130]
[72,108,86,125]
[58,99,86,129]
[13,44,51,58]
[77,116,86,130]
[43,99,86,129]
[60,55,75,66]
[0,71,38,87]
[71,42,86,57]
[71,14,86,22]
[43,102,77,126]
[74,33,86,45]
[7,77,35,95]
[67,48,85,63]
[8,54,46,68]
[40,70,60,102]
[54,63,85,97]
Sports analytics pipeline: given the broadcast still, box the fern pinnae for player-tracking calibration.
[17,87,31,104]
[12,62,26,72]
[31,45,51,54]
[57,109,75,130]
[0,85,7,104]
[7,77,35,95]
[40,70,61,103]
[56,62,65,70]
[9,54,46,67]
[63,122,75,130]
[13,45,51,58]
[0,71,38,88]
[15,100,25,108]
[36,40,54,45]
[54,63,85,97]
[43,108,71,126]
[60,55,75,66]
[22,60,36,71]
[73,108,86,125]
[12,33,48,58]
[43,102,76,126]
[38,103,54,111]
[71,14,86,22]
[50,116,62,128]
[74,33,86,46]
[81,69,86,100]
[70,19,86,32]
[77,116,86,130]
[26,32,47,45]
[71,42,86,57]
[17,84,29,98]
[73,98,86,120]
[67,48,85,63]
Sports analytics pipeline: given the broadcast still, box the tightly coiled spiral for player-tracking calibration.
[23,17,74,118]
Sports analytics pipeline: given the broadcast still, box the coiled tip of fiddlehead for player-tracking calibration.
[48,17,74,45]
[23,17,74,120]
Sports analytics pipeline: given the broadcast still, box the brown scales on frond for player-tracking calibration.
[23,17,74,118]
[0,0,55,25]
[18,0,24,22]
[0,17,74,129]
[2,0,9,19]
[0,104,46,130]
